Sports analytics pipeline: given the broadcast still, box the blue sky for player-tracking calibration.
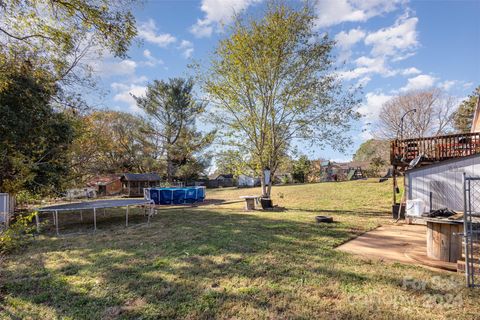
[90,0,480,163]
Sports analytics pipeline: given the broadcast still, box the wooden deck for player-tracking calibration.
[390,132,480,168]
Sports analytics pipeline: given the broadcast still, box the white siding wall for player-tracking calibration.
[406,155,480,212]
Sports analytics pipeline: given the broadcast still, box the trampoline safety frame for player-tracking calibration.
[37,199,155,235]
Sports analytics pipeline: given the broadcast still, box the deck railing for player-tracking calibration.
[391,132,480,166]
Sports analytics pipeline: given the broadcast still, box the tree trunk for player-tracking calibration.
[261,171,268,197]
[166,153,173,183]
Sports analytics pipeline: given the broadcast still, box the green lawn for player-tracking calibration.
[1,180,479,319]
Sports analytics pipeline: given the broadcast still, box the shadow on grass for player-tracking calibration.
[0,209,451,319]
[287,207,390,216]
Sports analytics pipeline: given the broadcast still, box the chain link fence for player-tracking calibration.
[463,176,480,288]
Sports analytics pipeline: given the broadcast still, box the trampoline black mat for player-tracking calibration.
[39,199,152,212]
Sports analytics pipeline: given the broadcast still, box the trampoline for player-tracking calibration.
[38,199,154,235]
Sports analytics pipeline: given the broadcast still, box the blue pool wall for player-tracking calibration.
[144,186,206,205]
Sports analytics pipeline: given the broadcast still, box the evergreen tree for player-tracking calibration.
[134,78,215,182]
[453,86,480,132]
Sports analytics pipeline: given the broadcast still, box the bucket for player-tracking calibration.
[260,198,273,209]
[406,199,425,217]
[392,203,405,219]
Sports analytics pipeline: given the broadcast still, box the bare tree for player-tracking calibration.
[375,89,456,140]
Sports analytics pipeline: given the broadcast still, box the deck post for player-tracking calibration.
[392,166,397,205]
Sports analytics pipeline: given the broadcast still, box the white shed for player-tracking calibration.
[405,153,480,212]
[238,174,260,187]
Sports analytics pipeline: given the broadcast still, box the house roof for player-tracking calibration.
[238,174,255,178]
[121,173,161,181]
[215,174,234,179]
[86,175,120,187]
[337,161,370,170]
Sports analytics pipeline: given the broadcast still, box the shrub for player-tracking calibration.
[280,175,290,185]
[15,190,42,208]
[0,211,37,254]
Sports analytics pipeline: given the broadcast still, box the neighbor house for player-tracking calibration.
[65,188,97,200]
[309,160,368,182]
[207,174,234,188]
[121,173,161,197]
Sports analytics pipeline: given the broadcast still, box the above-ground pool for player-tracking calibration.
[144,186,205,205]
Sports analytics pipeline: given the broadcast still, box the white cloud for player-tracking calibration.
[138,19,176,47]
[357,92,393,140]
[113,84,148,113]
[400,74,437,92]
[314,0,404,28]
[401,67,421,76]
[143,49,153,59]
[391,51,416,62]
[190,19,214,38]
[116,60,137,75]
[178,40,194,58]
[364,14,418,57]
[358,92,393,121]
[110,82,128,91]
[142,49,163,66]
[92,59,137,77]
[335,10,420,85]
[334,28,366,50]
[132,75,148,84]
[439,80,457,91]
[190,0,261,38]
[339,56,395,80]
[356,76,371,88]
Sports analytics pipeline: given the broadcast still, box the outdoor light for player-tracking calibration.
[399,108,417,140]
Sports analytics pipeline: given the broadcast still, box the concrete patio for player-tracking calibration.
[337,223,458,271]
